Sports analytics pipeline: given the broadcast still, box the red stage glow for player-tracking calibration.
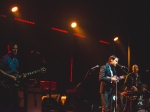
[100,40,110,44]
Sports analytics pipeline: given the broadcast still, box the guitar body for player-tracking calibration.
[0,67,46,88]
[0,72,18,88]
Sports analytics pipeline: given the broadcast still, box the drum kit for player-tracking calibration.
[137,93,150,112]
[121,89,150,112]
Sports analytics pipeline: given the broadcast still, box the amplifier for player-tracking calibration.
[26,87,42,112]
[27,93,42,112]
[18,90,24,107]
[40,80,57,91]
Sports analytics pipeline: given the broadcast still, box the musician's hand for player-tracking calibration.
[142,88,146,92]
[22,73,26,78]
[121,91,127,96]
[9,75,17,81]
[111,75,118,82]
[132,86,138,91]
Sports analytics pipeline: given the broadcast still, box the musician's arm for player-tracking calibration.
[0,69,16,81]
[99,66,114,83]
[0,58,17,81]
[0,59,10,77]
[99,66,110,83]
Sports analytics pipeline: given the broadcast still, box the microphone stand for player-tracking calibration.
[74,67,98,112]
[74,68,94,89]
[41,55,52,99]
[138,82,150,93]
[75,65,99,89]
[115,80,118,112]
[114,67,129,112]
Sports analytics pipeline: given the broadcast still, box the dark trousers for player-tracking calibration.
[100,93,114,112]
[0,85,19,112]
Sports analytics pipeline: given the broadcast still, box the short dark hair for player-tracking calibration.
[108,55,119,62]
[7,42,17,50]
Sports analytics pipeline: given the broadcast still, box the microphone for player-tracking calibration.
[30,51,41,54]
[91,65,99,70]
[117,64,127,69]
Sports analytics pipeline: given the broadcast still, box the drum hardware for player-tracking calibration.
[138,109,148,112]
[137,93,150,112]
[121,91,142,111]
[138,98,144,102]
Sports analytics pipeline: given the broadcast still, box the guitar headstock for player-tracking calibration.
[119,75,125,80]
[118,75,127,80]
[40,67,46,73]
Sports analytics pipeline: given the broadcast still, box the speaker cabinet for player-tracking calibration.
[18,90,24,107]
[27,93,42,112]
[65,89,79,111]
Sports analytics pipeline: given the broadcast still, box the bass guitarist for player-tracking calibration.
[0,42,23,112]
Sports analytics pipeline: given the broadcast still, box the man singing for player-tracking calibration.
[99,55,124,112]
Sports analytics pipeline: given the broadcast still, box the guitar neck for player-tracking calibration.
[17,70,40,78]
[25,70,40,76]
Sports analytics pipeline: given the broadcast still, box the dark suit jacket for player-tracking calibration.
[99,63,116,94]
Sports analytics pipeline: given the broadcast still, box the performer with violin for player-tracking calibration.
[123,64,146,112]
[99,55,124,112]
[0,42,23,112]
